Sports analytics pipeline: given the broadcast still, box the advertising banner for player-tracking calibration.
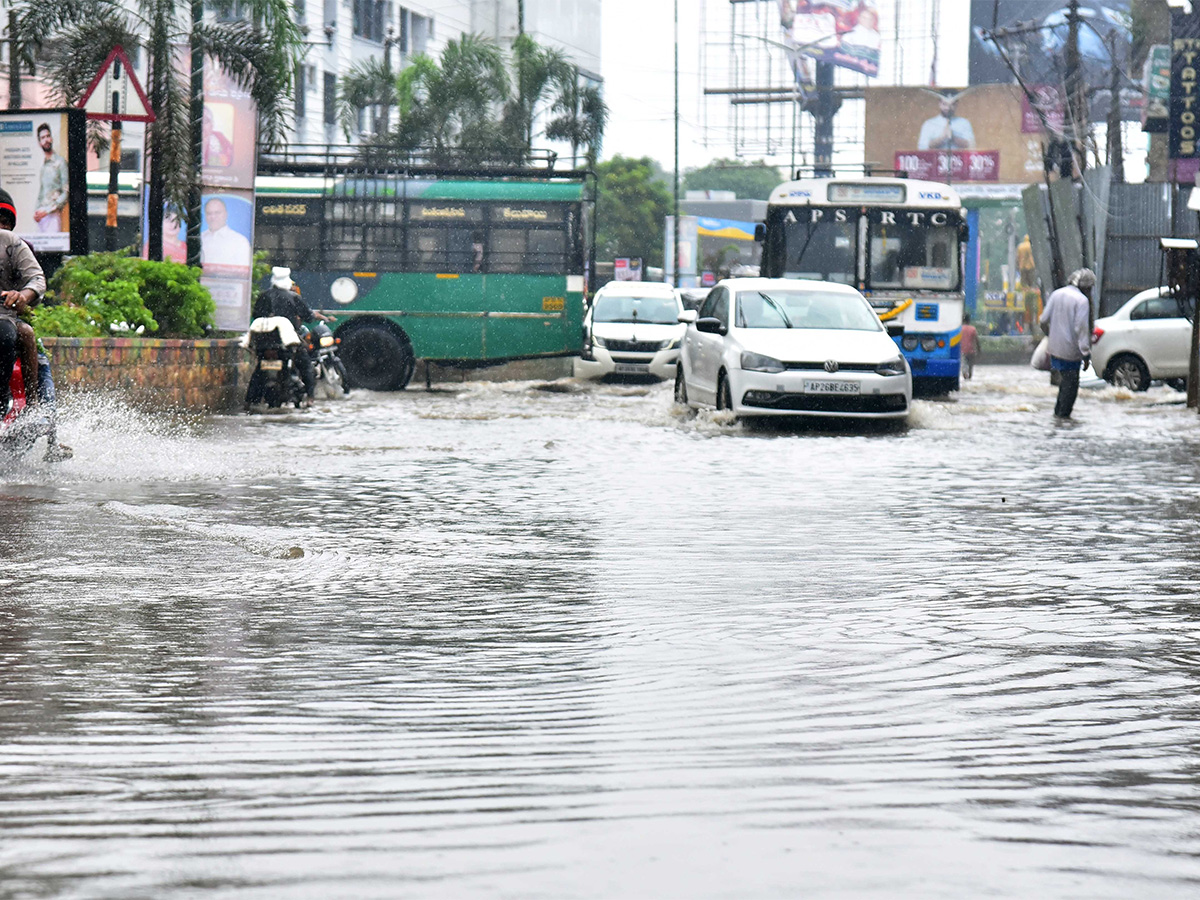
[1169,11,1200,163]
[613,258,643,281]
[865,85,1045,185]
[146,60,257,330]
[0,109,87,254]
[1020,85,1065,134]
[1144,44,1170,133]
[778,1,881,83]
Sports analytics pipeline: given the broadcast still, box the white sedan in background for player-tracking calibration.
[1090,287,1192,391]
[675,278,911,419]
[575,282,685,380]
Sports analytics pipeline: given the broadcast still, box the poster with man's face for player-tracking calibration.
[0,111,86,253]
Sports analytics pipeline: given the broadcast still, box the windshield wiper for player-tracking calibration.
[758,292,793,328]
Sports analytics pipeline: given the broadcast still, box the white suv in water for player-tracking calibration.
[574,282,686,380]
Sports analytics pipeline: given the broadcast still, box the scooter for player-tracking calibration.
[244,317,307,410]
[1,359,53,458]
[304,321,350,398]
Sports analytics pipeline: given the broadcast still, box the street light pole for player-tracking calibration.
[673,0,680,287]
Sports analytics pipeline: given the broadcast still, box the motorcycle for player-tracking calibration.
[304,321,350,399]
[1,359,53,458]
[244,317,308,410]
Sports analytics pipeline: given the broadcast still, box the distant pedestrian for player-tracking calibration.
[1039,268,1094,420]
[960,313,979,380]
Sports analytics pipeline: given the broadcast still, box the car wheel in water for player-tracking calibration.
[674,367,689,405]
[339,324,415,391]
[716,373,734,413]
[1107,354,1150,392]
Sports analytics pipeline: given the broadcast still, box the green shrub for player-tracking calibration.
[47,251,214,338]
[29,303,103,338]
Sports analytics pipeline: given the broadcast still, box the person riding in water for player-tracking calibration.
[0,188,71,459]
[253,267,331,402]
[0,190,45,417]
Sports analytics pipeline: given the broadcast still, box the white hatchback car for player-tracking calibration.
[575,282,686,380]
[1090,287,1193,391]
[675,278,911,419]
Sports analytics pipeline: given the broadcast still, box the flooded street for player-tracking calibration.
[4,365,1200,898]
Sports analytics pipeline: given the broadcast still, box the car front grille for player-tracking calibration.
[604,339,663,353]
[783,361,879,372]
[742,392,908,413]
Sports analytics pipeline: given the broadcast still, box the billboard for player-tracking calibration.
[146,61,257,330]
[779,1,881,84]
[865,86,1045,184]
[969,1,1130,87]
[0,109,87,254]
[1170,11,1200,168]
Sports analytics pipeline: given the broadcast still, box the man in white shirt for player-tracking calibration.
[1039,268,1095,420]
[917,95,975,151]
[199,197,251,270]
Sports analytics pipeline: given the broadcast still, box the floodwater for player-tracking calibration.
[3,366,1200,898]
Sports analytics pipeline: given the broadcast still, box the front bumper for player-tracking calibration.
[574,347,680,380]
[731,368,911,418]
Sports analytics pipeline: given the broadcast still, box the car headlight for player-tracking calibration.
[875,356,907,376]
[591,335,607,348]
[661,338,680,350]
[920,336,938,352]
[740,351,786,373]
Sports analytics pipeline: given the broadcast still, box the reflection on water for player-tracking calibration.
[3,367,1200,898]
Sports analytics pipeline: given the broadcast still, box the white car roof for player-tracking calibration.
[596,281,677,298]
[717,277,865,296]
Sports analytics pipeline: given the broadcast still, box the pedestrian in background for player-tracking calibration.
[960,313,979,380]
[1039,268,1094,420]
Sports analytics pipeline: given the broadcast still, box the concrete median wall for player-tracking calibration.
[41,337,246,412]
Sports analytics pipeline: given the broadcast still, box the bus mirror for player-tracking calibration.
[886,323,904,338]
[754,223,766,243]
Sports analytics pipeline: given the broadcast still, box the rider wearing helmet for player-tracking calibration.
[0,189,46,417]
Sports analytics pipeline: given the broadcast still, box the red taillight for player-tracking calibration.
[1091,327,1104,345]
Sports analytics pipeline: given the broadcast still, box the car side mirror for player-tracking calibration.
[696,316,725,335]
[678,309,698,324]
[754,223,766,243]
[886,323,904,338]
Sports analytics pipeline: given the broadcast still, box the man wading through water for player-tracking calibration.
[1039,268,1095,420]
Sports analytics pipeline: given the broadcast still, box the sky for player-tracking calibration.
[599,0,972,173]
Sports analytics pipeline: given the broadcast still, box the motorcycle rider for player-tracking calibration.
[0,189,71,459]
[253,267,320,402]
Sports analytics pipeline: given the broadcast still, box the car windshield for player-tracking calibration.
[736,290,881,331]
[593,294,678,324]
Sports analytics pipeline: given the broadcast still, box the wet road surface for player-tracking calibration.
[3,366,1200,898]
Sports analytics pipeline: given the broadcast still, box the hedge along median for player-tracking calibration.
[30,250,250,411]
[42,337,247,412]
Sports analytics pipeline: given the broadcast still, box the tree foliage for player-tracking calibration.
[346,34,607,167]
[595,156,672,267]
[13,0,304,248]
[682,158,783,200]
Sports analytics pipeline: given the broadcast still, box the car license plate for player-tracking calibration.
[614,363,649,374]
[260,359,284,371]
[804,379,859,394]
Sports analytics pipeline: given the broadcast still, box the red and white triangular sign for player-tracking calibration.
[78,46,155,123]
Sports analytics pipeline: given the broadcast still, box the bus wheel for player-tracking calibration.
[340,324,415,391]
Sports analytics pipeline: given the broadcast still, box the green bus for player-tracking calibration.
[254,159,592,389]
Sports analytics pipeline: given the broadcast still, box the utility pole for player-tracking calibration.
[7,11,20,110]
[673,0,680,287]
[1064,0,1087,176]
[186,0,204,268]
[810,61,840,177]
[1106,31,1124,183]
[517,0,524,37]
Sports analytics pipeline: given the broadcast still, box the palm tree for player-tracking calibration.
[12,0,304,262]
[337,55,395,141]
[545,72,608,167]
[501,35,570,153]
[390,35,509,164]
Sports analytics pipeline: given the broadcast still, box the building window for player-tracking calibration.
[398,7,409,53]
[353,0,387,41]
[411,13,430,54]
[324,72,337,126]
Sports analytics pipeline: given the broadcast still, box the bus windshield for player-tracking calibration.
[869,216,959,291]
[593,294,679,324]
[781,215,857,284]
